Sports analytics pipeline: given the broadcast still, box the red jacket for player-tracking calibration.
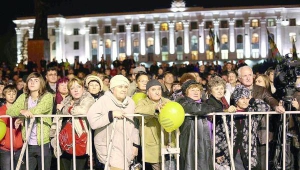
[0,105,23,151]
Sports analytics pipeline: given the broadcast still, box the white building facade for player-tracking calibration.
[13,3,300,66]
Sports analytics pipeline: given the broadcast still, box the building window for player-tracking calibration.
[105,39,111,48]
[252,49,259,58]
[119,25,125,33]
[133,24,139,32]
[220,20,228,28]
[251,19,259,28]
[90,27,97,34]
[205,21,213,29]
[221,34,228,44]
[235,20,244,27]
[221,50,228,60]
[190,22,198,30]
[162,52,168,61]
[252,33,259,44]
[237,49,244,59]
[206,51,213,60]
[237,35,243,43]
[74,41,79,50]
[177,37,183,45]
[147,37,154,47]
[52,29,56,36]
[161,23,169,31]
[147,24,154,31]
[133,39,139,47]
[119,39,125,48]
[92,40,97,49]
[73,28,79,35]
[175,22,183,31]
[191,51,198,60]
[162,37,168,46]
[267,18,276,27]
[290,18,296,26]
[104,26,111,33]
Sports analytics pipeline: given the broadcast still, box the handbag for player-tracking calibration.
[59,118,87,156]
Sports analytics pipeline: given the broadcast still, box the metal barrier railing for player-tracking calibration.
[1,111,299,170]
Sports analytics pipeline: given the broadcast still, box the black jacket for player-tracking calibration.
[176,96,220,170]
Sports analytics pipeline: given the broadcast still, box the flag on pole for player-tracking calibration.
[208,28,215,52]
[266,28,281,60]
[292,37,298,60]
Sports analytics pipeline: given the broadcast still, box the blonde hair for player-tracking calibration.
[255,74,271,91]
[185,84,203,96]
[67,77,84,91]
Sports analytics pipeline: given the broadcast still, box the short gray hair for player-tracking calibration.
[237,66,253,78]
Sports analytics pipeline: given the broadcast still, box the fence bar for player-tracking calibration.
[195,115,198,169]
[213,114,216,170]
[41,117,44,170]
[248,114,252,170]
[266,113,269,170]
[283,113,286,169]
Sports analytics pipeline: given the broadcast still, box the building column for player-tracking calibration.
[97,26,103,60]
[169,22,175,54]
[260,18,267,58]
[55,26,63,61]
[183,21,190,54]
[154,23,160,55]
[213,20,220,53]
[244,20,251,58]
[126,24,132,56]
[140,23,146,55]
[276,18,282,54]
[199,21,205,53]
[229,19,235,52]
[29,28,34,39]
[112,27,117,61]
[85,25,91,61]
[15,28,23,63]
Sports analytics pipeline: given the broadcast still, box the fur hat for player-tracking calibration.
[231,84,250,104]
[146,79,162,91]
[109,75,130,90]
[84,74,104,91]
[181,80,199,95]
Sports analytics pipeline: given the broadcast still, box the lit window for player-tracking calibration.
[206,51,213,60]
[119,39,125,48]
[252,33,259,44]
[177,37,183,45]
[147,38,154,47]
[105,39,111,48]
[221,50,228,59]
[237,49,244,59]
[251,19,259,27]
[252,49,259,58]
[133,39,139,47]
[92,40,97,49]
[267,18,276,27]
[191,51,198,60]
[221,34,228,44]
[162,52,168,61]
[161,23,169,31]
[175,22,183,31]
[289,32,296,42]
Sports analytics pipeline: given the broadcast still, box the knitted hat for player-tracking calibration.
[181,80,199,95]
[231,84,250,104]
[146,79,162,91]
[84,74,103,91]
[109,75,130,90]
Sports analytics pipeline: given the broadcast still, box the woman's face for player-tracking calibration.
[268,71,274,83]
[0,85,4,93]
[103,78,110,87]
[137,75,149,91]
[228,73,237,84]
[187,87,201,101]
[255,76,266,88]
[211,85,225,100]
[69,81,84,100]
[236,96,250,110]
[88,81,101,95]
[112,84,128,101]
[172,84,181,92]
[28,78,41,93]
[58,82,68,95]
[16,82,24,90]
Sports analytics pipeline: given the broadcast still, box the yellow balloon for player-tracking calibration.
[0,119,6,141]
[158,101,185,132]
[132,92,147,105]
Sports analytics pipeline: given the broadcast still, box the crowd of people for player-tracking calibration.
[0,57,299,170]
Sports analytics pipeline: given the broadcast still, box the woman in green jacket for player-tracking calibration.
[7,72,53,170]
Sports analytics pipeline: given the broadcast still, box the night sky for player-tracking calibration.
[1,0,299,36]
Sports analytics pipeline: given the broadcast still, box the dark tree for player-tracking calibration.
[33,0,49,40]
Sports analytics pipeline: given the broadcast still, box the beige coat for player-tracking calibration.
[87,91,139,169]
[50,91,95,157]
[135,97,174,163]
